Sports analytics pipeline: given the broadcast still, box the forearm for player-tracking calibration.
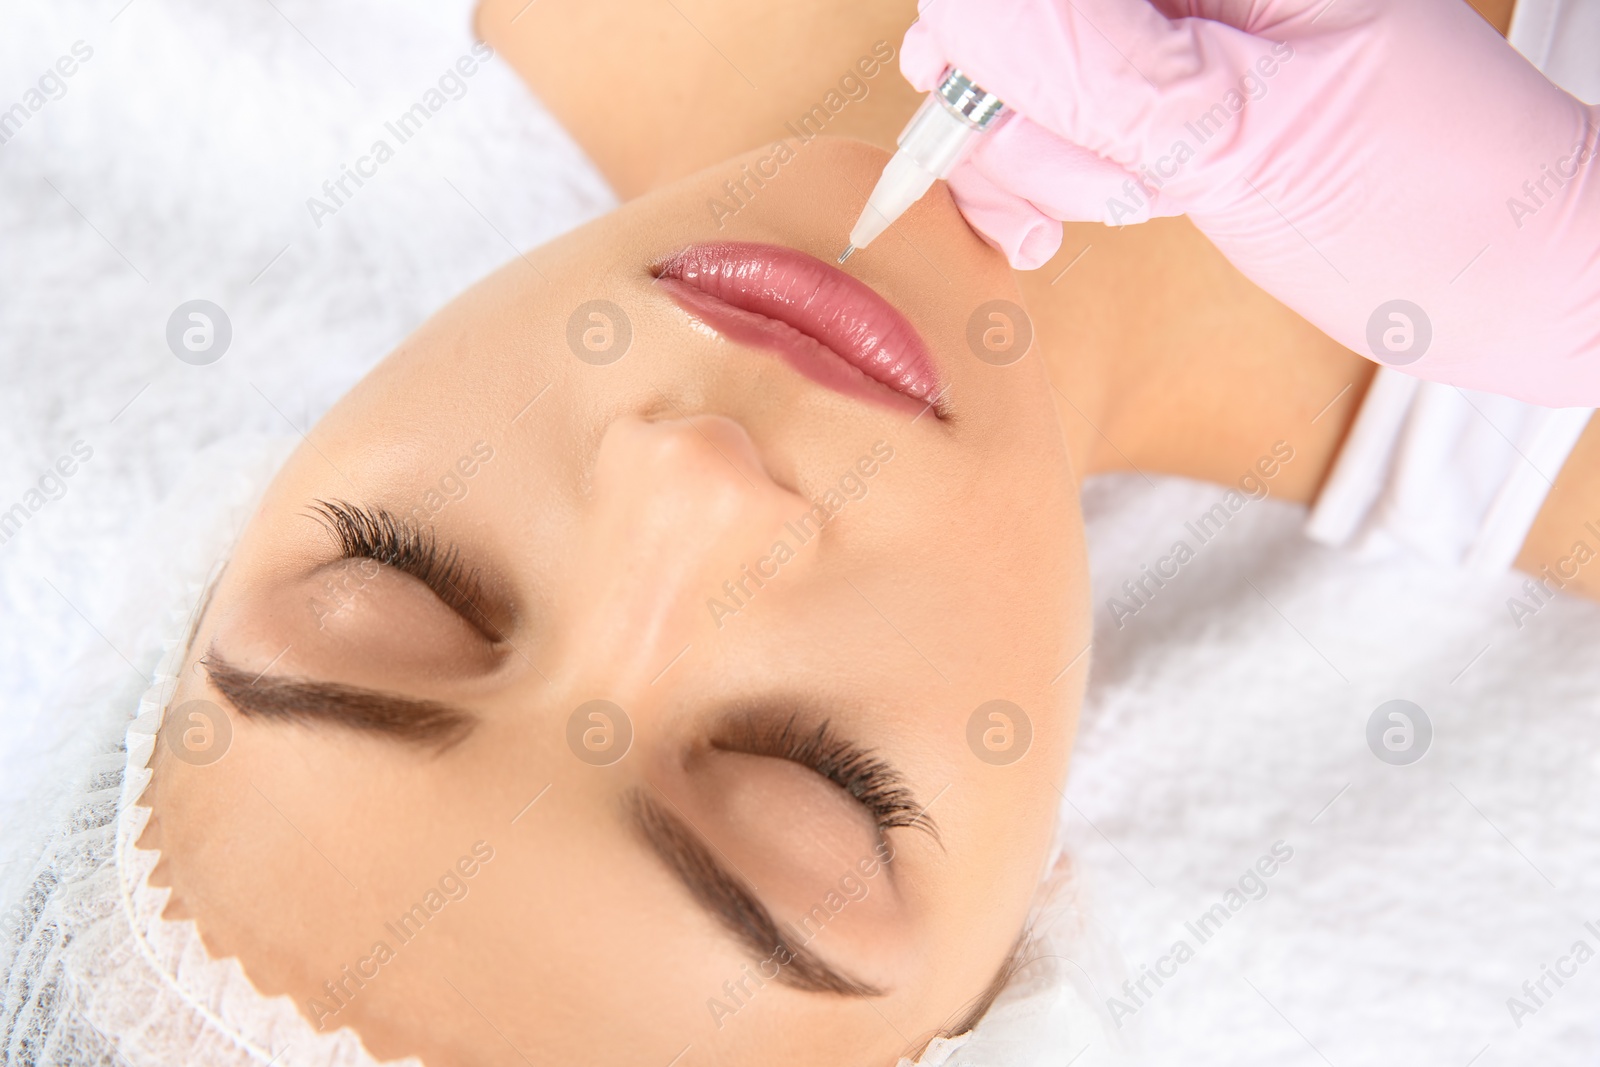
[1517,418,1600,601]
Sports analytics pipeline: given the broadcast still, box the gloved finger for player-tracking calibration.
[907,0,1291,173]
[967,115,1185,226]
[904,19,1138,223]
[943,162,1064,270]
[899,17,950,93]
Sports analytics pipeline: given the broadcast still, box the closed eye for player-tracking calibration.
[309,499,496,638]
[712,713,940,844]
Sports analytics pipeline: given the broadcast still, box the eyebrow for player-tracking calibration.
[202,651,476,751]
[626,788,885,998]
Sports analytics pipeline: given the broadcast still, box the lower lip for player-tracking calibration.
[655,242,944,417]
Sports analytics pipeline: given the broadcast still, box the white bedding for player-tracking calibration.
[2,2,1596,1064]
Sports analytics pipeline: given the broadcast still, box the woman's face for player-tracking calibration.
[142,137,1091,1067]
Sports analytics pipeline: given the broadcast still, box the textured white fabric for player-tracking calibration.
[1,641,422,1066]
[2,1,1599,1065]
[1305,1,1598,572]
[1076,475,1600,1066]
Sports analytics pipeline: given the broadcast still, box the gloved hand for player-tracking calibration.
[901,0,1600,406]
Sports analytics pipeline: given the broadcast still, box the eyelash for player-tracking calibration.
[718,715,939,841]
[310,500,487,624]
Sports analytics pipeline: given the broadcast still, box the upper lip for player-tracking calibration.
[654,242,946,417]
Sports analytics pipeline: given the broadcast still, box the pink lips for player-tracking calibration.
[655,242,944,416]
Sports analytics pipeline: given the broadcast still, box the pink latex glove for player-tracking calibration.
[902,0,1600,406]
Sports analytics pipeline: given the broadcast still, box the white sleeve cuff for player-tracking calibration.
[1305,369,1593,573]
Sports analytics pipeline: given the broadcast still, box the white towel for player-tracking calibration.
[1,2,1597,1065]
[1075,473,1600,1066]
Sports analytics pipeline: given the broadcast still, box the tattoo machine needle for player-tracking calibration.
[837,67,1007,264]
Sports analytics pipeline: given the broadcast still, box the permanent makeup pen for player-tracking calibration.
[837,67,1007,264]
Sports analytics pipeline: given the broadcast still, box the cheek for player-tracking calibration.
[916,487,1089,693]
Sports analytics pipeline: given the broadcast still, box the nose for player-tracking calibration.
[548,414,808,697]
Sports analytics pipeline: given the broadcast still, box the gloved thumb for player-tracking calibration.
[967,115,1182,227]
[943,114,1185,269]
